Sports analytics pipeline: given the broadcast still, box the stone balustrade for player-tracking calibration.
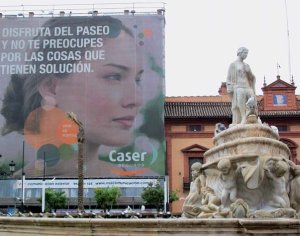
[0,217,300,235]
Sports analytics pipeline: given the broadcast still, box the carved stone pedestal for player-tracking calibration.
[203,123,293,213]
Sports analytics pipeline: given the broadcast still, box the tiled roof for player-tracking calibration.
[165,102,231,118]
[165,96,231,103]
[165,97,300,119]
[165,95,264,103]
[259,110,300,117]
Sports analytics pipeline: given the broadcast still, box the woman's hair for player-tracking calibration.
[1,16,133,135]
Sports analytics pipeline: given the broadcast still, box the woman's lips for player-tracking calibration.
[112,116,135,129]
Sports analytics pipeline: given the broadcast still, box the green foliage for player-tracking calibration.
[148,56,165,78]
[94,187,121,211]
[141,181,164,212]
[0,164,9,178]
[139,93,165,143]
[169,189,179,203]
[149,143,166,175]
[38,189,67,212]
[141,183,180,211]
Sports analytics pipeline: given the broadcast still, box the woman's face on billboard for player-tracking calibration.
[53,31,144,147]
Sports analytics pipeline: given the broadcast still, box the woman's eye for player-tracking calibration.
[136,72,143,85]
[136,76,142,85]
[104,74,122,81]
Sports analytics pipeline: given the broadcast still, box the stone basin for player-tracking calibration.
[0,217,300,235]
[205,123,290,163]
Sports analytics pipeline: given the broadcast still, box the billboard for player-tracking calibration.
[0,15,165,178]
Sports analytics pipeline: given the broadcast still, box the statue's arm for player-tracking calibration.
[226,63,235,95]
[245,63,256,93]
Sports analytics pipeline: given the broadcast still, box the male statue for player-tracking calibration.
[226,47,256,124]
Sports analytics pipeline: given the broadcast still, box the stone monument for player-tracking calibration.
[182,47,300,219]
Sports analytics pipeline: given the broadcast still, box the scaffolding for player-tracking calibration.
[0,2,166,18]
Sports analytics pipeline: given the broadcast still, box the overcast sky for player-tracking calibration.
[2,0,300,96]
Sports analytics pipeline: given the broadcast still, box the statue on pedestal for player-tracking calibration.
[226,47,256,125]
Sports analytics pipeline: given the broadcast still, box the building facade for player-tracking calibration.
[165,77,300,213]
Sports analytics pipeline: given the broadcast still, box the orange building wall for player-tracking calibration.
[289,124,300,132]
[264,90,297,111]
[203,125,216,132]
[167,123,215,214]
[171,126,186,132]
[293,138,300,162]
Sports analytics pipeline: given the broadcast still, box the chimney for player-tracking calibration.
[218,82,228,95]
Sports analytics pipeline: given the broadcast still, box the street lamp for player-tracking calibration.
[42,152,46,213]
[20,141,25,213]
[67,112,85,212]
[8,160,16,176]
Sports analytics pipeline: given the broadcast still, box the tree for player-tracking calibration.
[169,189,179,203]
[94,187,121,211]
[141,181,164,212]
[0,164,9,179]
[38,189,67,212]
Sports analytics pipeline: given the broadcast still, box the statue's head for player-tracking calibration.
[191,162,202,180]
[265,159,289,178]
[274,160,289,177]
[237,47,248,58]
[191,162,202,171]
[217,158,231,174]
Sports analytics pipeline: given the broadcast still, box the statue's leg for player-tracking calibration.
[233,88,243,124]
[240,109,246,123]
[237,110,242,124]
[274,196,288,208]
[239,89,247,123]
[231,92,238,124]
[221,190,228,207]
[232,107,238,124]
[229,188,237,203]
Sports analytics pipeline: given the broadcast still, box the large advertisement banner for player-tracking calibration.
[0,15,165,178]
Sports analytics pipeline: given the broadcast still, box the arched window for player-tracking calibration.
[280,138,298,164]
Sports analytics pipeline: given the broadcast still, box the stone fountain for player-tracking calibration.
[182,47,300,219]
